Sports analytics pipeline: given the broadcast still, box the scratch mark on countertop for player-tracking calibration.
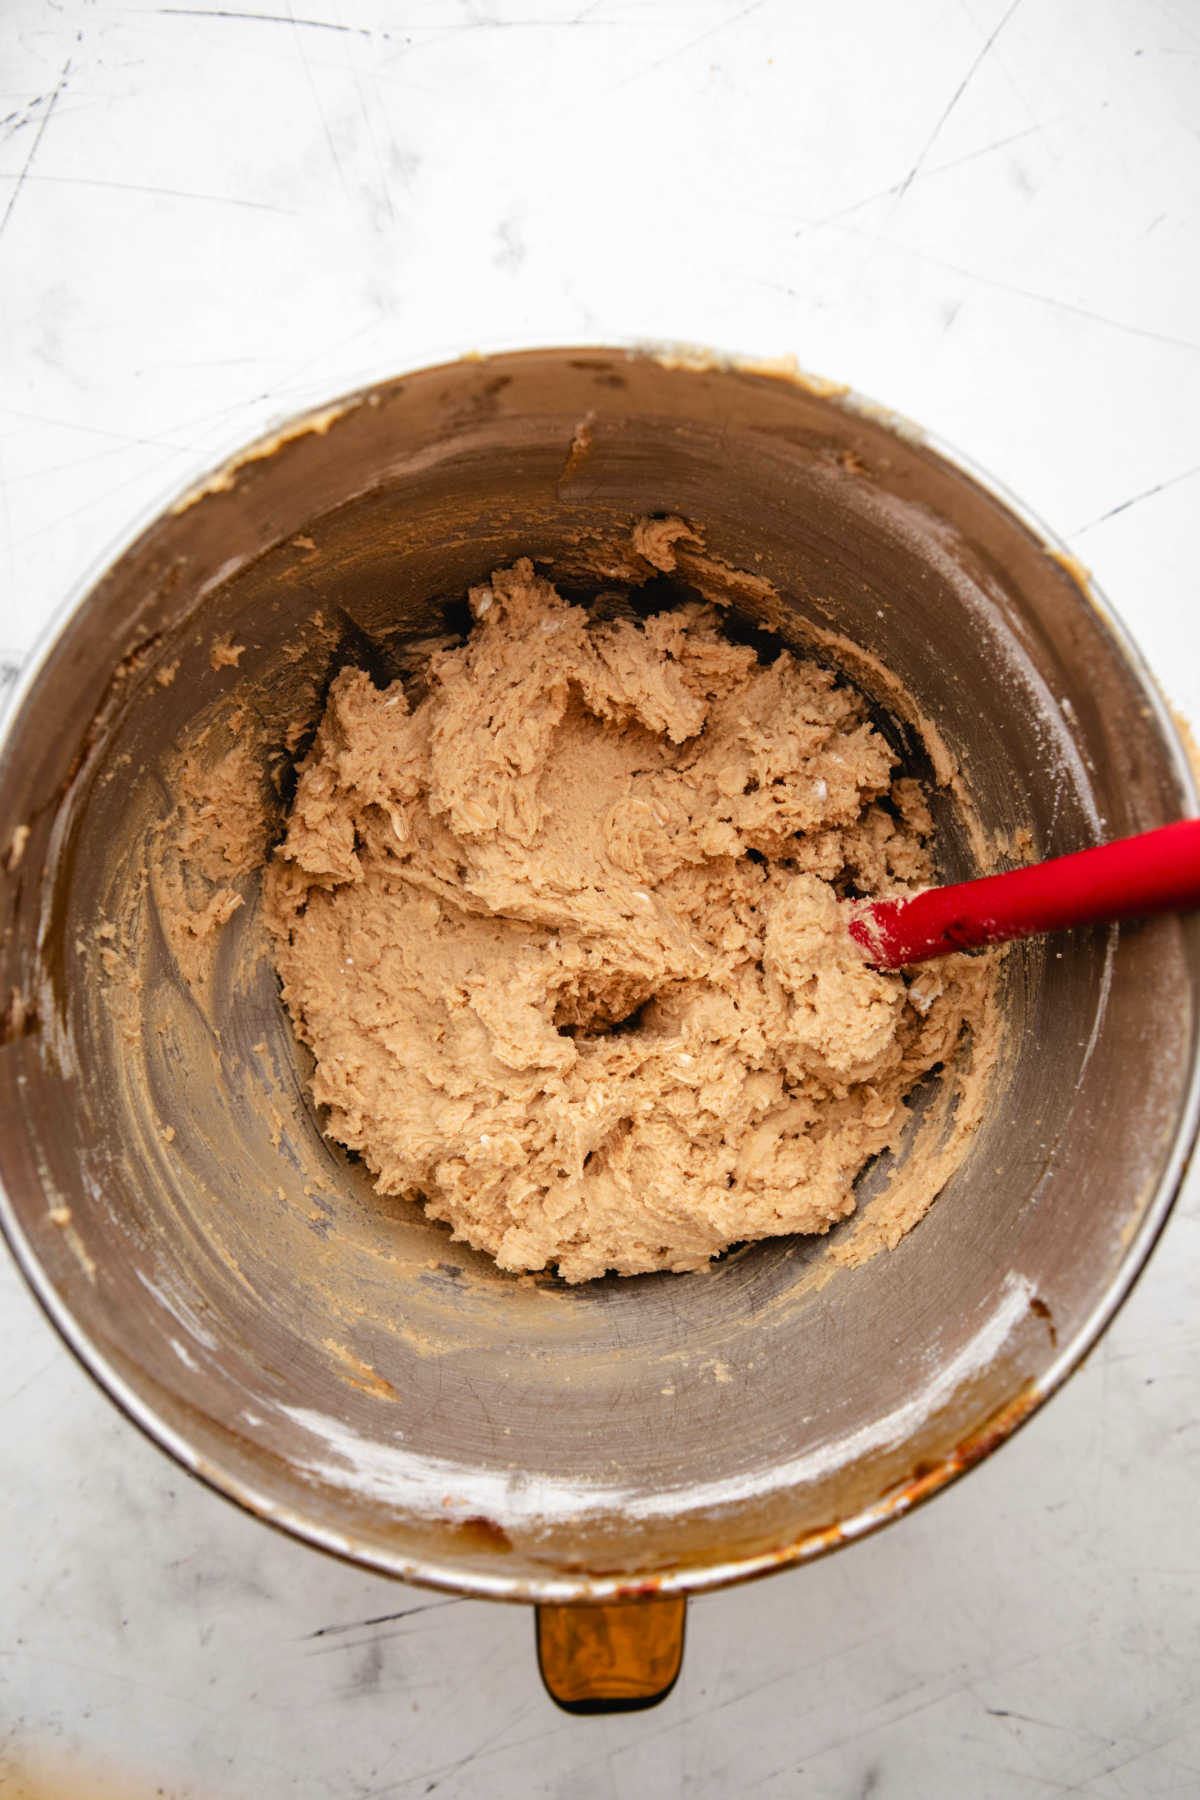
[0,405,204,457]
[5,454,204,553]
[357,1697,543,1797]
[0,60,71,247]
[288,0,352,202]
[353,69,399,229]
[306,1595,466,1638]
[740,1758,804,1795]
[3,362,312,458]
[606,0,769,96]
[807,1673,1018,1765]
[0,171,294,213]
[6,1643,261,1718]
[0,1357,62,1409]
[1073,463,1200,535]
[605,1665,799,1763]
[1054,1737,1188,1797]
[790,121,1051,236]
[897,0,1024,200]
[818,221,1200,354]
[985,1705,1116,1740]
[157,6,374,34]
[394,14,646,28]
[1,98,45,143]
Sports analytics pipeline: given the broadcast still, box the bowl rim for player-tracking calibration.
[2,339,1198,1605]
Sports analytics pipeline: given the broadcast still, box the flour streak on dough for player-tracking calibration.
[262,534,994,1282]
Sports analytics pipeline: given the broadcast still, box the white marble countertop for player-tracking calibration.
[3,3,1199,1795]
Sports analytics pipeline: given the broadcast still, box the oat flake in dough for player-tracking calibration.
[264,557,990,1282]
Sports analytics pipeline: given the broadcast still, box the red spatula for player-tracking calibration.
[849,818,1200,971]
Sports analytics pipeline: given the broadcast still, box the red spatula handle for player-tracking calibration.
[849,818,1200,971]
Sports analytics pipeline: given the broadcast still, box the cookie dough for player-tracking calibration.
[263,557,991,1282]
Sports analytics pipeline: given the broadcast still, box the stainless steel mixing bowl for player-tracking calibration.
[1,348,1197,1704]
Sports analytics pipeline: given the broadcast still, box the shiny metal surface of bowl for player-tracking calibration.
[0,348,1196,1609]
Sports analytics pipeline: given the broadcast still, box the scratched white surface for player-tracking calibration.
[2,2,1200,1796]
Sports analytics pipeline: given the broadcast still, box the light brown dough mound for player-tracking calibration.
[264,558,988,1282]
